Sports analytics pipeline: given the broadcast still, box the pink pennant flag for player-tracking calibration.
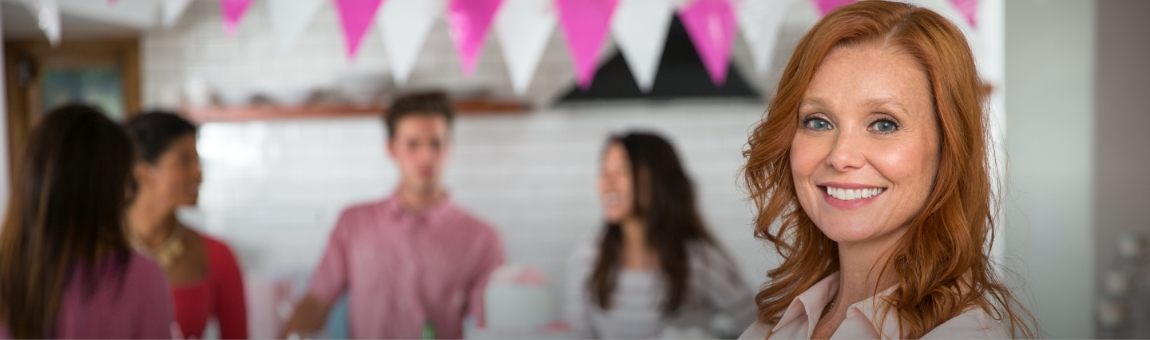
[556,0,620,90]
[950,0,978,28]
[334,0,386,60]
[813,0,854,16]
[448,0,504,75]
[680,0,736,86]
[220,0,253,36]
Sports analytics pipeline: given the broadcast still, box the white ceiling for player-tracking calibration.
[2,0,162,40]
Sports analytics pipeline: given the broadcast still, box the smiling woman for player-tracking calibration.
[790,43,940,248]
[740,1,1033,339]
[564,131,756,339]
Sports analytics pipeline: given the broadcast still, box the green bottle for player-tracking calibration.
[421,321,436,340]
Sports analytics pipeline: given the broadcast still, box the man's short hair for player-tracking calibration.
[384,91,455,139]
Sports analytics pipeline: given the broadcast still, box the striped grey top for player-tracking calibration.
[564,240,757,339]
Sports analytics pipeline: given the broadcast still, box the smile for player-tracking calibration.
[819,184,887,209]
[825,186,884,201]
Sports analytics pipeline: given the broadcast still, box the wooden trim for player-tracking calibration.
[4,43,29,174]
[183,99,530,123]
[121,41,141,117]
[4,38,142,173]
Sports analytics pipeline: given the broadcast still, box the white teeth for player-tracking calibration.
[826,186,884,201]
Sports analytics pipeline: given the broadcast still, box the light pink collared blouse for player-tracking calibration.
[307,194,505,339]
[739,272,1010,339]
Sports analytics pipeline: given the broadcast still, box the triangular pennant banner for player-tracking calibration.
[611,0,675,92]
[161,0,194,28]
[950,0,978,28]
[379,0,443,84]
[556,0,620,90]
[494,0,556,94]
[448,0,504,75]
[735,0,788,75]
[220,0,253,35]
[680,0,736,85]
[268,0,324,48]
[492,0,554,94]
[18,0,61,45]
[813,0,853,16]
[334,0,386,60]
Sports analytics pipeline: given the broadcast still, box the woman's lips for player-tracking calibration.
[819,184,886,209]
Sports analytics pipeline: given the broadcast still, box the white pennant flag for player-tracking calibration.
[735,0,790,75]
[160,0,194,28]
[494,0,556,95]
[19,0,61,45]
[611,0,675,92]
[379,0,444,85]
[266,0,324,49]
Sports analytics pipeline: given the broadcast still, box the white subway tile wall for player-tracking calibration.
[142,0,818,286]
[192,101,779,289]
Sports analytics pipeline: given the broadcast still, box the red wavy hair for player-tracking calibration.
[742,1,1032,338]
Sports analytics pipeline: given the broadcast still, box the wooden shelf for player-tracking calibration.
[183,99,530,123]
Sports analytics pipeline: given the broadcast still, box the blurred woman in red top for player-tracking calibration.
[126,111,248,339]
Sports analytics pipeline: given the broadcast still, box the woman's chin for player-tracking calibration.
[816,221,909,248]
[181,197,199,207]
[815,222,883,244]
[602,213,626,225]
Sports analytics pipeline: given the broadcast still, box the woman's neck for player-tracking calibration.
[621,218,647,246]
[620,217,656,269]
[832,230,906,310]
[127,195,180,250]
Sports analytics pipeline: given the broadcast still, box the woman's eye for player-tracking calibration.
[802,117,832,131]
[869,119,899,134]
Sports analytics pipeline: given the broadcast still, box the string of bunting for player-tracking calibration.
[26,0,978,93]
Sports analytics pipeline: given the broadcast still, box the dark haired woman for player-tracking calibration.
[125,111,247,339]
[0,104,173,338]
[564,131,756,338]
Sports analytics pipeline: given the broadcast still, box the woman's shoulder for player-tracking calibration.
[737,321,771,340]
[122,252,168,288]
[196,232,237,259]
[923,306,1012,339]
[192,231,244,278]
[71,253,167,302]
[686,240,740,272]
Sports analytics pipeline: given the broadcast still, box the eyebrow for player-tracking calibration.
[864,98,911,115]
[799,97,828,108]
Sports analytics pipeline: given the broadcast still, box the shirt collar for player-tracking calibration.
[848,285,901,339]
[772,272,840,334]
[381,191,455,224]
[771,271,902,339]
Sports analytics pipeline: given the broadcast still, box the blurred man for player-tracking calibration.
[279,92,504,338]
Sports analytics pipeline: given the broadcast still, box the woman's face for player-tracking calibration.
[790,43,940,248]
[599,143,635,224]
[137,134,203,208]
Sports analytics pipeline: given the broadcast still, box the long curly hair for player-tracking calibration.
[742,1,1033,338]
